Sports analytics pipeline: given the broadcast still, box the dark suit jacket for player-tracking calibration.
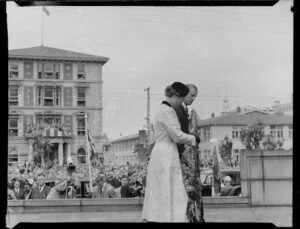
[13,188,25,200]
[173,104,190,156]
[120,183,134,198]
[30,185,51,199]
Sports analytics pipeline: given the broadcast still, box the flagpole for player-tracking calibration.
[41,7,44,46]
[85,114,93,198]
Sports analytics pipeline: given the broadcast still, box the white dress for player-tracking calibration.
[142,102,196,222]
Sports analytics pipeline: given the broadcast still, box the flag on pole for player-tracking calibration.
[212,145,221,196]
[42,6,50,16]
[86,123,97,160]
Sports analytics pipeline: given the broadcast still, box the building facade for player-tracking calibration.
[197,110,293,163]
[110,130,147,165]
[8,46,109,166]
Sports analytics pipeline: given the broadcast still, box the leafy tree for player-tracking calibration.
[261,134,284,150]
[240,119,265,150]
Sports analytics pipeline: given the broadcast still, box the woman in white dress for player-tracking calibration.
[142,82,197,222]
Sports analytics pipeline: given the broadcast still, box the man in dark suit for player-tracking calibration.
[173,84,199,159]
[30,175,51,199]
[120,175,134,198]
[13,180,25,200]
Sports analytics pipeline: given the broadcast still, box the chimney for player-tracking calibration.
[211,113,215,118]
[236,106,242,113]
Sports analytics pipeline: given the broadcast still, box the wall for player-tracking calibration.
[7,196,249,214]
[240,150,292,206]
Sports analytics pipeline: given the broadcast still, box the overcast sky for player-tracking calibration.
[7,1,293,139]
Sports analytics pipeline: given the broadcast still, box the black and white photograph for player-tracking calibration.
[5,0,293,227]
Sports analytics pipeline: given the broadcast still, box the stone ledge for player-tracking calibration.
[7,197,250,213]
[24,199,81,206]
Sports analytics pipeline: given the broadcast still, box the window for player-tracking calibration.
[9,87,18,106]
[232,127,241,139]
[77,148,86,164]
[77,115,85,136]
[270,125,284,139]
[77,88,86,107]
[38,63,60,79]
[289,125,293,139]
[103,145,110,152]
[8,118,18,136]
[233,149,239,162]
[8,150,18,166]
[37,86,61,107]
[203,127,210,141]
[36,115,61,127]
[9,62,19,78]
[77,63,85,80]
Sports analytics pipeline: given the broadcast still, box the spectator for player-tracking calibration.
[120,175,134,198]
[13,180,25,200]
[7,188,16,200]
[24,184,32,200]
[109,172,122,189]
[129,172,143,198]
[220,176,234,196]
[30,174,51,199]
[101,174,116,198]
[92,175,105,198]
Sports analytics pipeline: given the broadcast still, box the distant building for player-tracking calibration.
[8,46,109,166]
[110,130,147,165]
[197,110,293,162]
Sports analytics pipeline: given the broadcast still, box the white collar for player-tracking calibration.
[183,103,188,109]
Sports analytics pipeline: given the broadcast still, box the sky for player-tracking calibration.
[7,1,293,139]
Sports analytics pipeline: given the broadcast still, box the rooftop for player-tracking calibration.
[198,110,293,127]
[111,133,139,143]
[9,46,109,63]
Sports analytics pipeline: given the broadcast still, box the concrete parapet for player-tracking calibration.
[7,197,249,214]
[240,150,292,206]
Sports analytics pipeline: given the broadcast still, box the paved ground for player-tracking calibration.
[6,207,292,228]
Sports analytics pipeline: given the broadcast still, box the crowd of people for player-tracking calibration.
[7,160,148,200]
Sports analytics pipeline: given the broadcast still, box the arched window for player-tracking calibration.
[8,149,18,166]
[77,148,86,164]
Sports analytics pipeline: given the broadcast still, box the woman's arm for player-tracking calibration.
[161,108,196,145]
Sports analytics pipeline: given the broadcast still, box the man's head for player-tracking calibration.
[224,176,232,186]
[37,175,45,187]
[14,180,20,189]
[184,84,198,106]
[121,175,129,186]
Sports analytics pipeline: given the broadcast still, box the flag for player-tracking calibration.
[212,146,221,195]
[42,6,50,16]
[86,123,97,160]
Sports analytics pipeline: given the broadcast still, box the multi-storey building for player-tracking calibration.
[8,46,109,166]
[110,130,147,165]
[197,110,293,162]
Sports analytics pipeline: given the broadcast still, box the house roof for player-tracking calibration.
[198,111,293,127]
[111,133,139,143]
[9,46,109,63]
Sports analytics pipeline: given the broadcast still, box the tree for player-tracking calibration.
[219,135,233,166]
[261,134,285,150]
[240,119,265,150]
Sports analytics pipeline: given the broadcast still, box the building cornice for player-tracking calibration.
[9,79,103,84]
[9,56,107,64]
[9,107,103,111]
